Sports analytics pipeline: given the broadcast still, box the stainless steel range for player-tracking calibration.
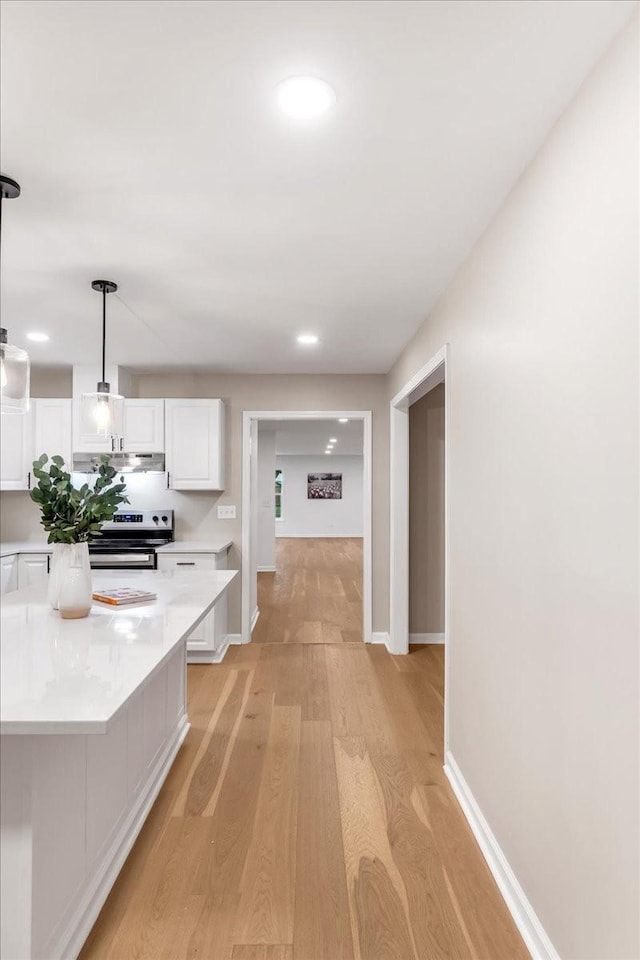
[89,509,174,570]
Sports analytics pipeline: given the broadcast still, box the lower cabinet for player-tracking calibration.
[1,553,50,594]
[156,551,230,662]
[1,555,18,595]
[18,554,50,589]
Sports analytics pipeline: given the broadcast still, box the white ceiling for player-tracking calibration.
[0,0,635,373]
[262,418,364,456]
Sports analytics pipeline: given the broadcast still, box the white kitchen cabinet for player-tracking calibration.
[156,550,229,661]
[0,409,32,490]
[72,397,113,454]
[33,399,72,468]
[1,400,72,490]
[165,399,225,491]
[73,398,164,455]
[17,554,50,589]
[121,399,165,452]
[1,555,18,594]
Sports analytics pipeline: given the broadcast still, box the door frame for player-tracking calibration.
[389,344,450,750]
[242,409,373,645]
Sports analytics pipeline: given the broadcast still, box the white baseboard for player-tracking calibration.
[410,632,445,644]
[370,631,391,650]
[275,533,364,539]
[57,717,190,960]
[227,633,243,645]
[256,565,276,573]
[444,751,559,960]
[188,638,230,664]
[250,607,260,633]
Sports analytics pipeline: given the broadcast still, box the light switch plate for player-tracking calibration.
[217,505,236,519]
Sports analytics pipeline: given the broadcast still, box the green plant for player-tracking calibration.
[29,454,129,544]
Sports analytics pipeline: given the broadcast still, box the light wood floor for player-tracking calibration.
[253,538,363,644]
[80,541,528,960]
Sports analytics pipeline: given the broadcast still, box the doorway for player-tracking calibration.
[409,384,446,645]
[390,345,450,750]
[242,411,372,645]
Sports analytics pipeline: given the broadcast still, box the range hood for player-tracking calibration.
[73,451,165,474]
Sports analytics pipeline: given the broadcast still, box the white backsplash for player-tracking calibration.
[0,473,238,545]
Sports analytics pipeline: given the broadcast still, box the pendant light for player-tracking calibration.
[0,174,30,415]
[81,280,124,438]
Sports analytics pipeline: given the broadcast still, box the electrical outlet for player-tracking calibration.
[217,505,236,520]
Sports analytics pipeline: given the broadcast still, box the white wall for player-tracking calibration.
[256,427,276,571]
[275,455,363,538]
[389,18,639,960]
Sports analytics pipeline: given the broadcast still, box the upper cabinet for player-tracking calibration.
[1,396,224,491]
[33,398,72,468]
[0,410,32,490]
[165,399,225,490]
[121,399,165,452]
[72,396,113,454]
[1,399,72,490]
[72,398,165,453]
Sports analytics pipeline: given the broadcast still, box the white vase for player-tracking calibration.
[50,543,93,619]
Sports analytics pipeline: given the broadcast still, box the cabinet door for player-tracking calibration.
[122,400,165,453]
[0,555,18,594]
[33,399,72,469]
[0,410,32,490]
[17,554,50,589]
[165,399,225,490]
[72,398,113,454]
[156,553,219,650]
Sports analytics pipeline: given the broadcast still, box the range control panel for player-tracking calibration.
[102,509,174,531]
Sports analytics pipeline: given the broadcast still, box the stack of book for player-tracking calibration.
[92,587,157,606]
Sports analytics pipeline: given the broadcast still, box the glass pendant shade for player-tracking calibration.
[0,328,30,414]
[0,176,30,415]
[81,382,124,438]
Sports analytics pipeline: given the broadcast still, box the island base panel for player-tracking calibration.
[0,644,188,960]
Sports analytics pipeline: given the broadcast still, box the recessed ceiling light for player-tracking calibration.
[324,450,332,455]
[26,332,50,342]
[338,418,348,423]
[329,438,337,443]
[277,76,336,119]
[297,333,319,346]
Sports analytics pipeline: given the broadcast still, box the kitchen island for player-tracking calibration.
[0,568,237,960]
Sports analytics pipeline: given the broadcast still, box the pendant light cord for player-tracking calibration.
[101,285,107,384]
[0,192,3,329]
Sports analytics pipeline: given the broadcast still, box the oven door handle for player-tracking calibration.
[90,553,154,564]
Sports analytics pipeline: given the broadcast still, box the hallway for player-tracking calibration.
[254,538,364,644]
[81,638,528,958]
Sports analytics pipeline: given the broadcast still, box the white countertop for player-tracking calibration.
[0,541,52,557]
[0,568,237,736]
[156,540,233,555]
[0,540,233,558]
